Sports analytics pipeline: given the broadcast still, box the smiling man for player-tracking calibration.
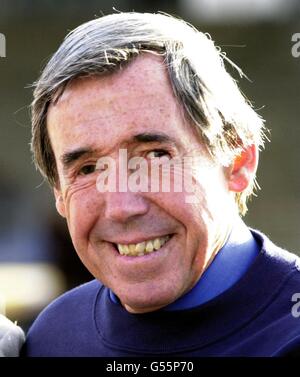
[23,12,300,356]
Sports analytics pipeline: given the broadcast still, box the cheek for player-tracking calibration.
[192,164,231,210]
[149,190,209,252]
[152,193,210,286]
[65,187,101,250]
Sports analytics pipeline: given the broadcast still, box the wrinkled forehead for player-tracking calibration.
[48,53,175,124]
[52,52,167,101]
[46,54,200,161]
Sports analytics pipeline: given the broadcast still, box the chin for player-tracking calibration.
[115,282,183,314]
[122,298,170,314]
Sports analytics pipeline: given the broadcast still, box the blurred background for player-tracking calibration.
[0,0,300,330]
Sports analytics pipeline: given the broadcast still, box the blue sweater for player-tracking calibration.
[23,230,300,356]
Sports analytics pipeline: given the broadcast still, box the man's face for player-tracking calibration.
[48,54,236,313]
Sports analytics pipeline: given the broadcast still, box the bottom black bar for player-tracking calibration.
[2,357,298,375]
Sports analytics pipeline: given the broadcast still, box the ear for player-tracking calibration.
[54,188,66,218]
[228,145,258,192]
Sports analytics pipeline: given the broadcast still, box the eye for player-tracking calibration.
[78,164,97,176]
[146,149,171,160]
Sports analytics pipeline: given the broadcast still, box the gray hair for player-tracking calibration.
[31,12,266,215]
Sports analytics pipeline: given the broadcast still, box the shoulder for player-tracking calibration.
[250,230,300,355]
[251,228,300,272]
[23,279,103,356]
[251,228,300,302]
[33,279,103,320]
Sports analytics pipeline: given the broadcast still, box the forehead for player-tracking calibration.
[47,54,196,157]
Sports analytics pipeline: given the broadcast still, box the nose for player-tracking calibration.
[103,191,150,223]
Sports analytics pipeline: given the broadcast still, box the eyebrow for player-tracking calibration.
[133,132,176,145]
[60,147,94,169]
[60,132,176,170]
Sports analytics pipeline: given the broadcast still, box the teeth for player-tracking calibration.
[136,242,146,253]
[117,244,124,253]
[129,244,136,254]
[153,238,161,250]
[116,236,170,256]
[146,241,154,253]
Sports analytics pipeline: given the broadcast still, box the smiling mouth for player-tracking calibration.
[114,235,172,257]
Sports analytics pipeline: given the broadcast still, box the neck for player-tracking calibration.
[204,214,235,274]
